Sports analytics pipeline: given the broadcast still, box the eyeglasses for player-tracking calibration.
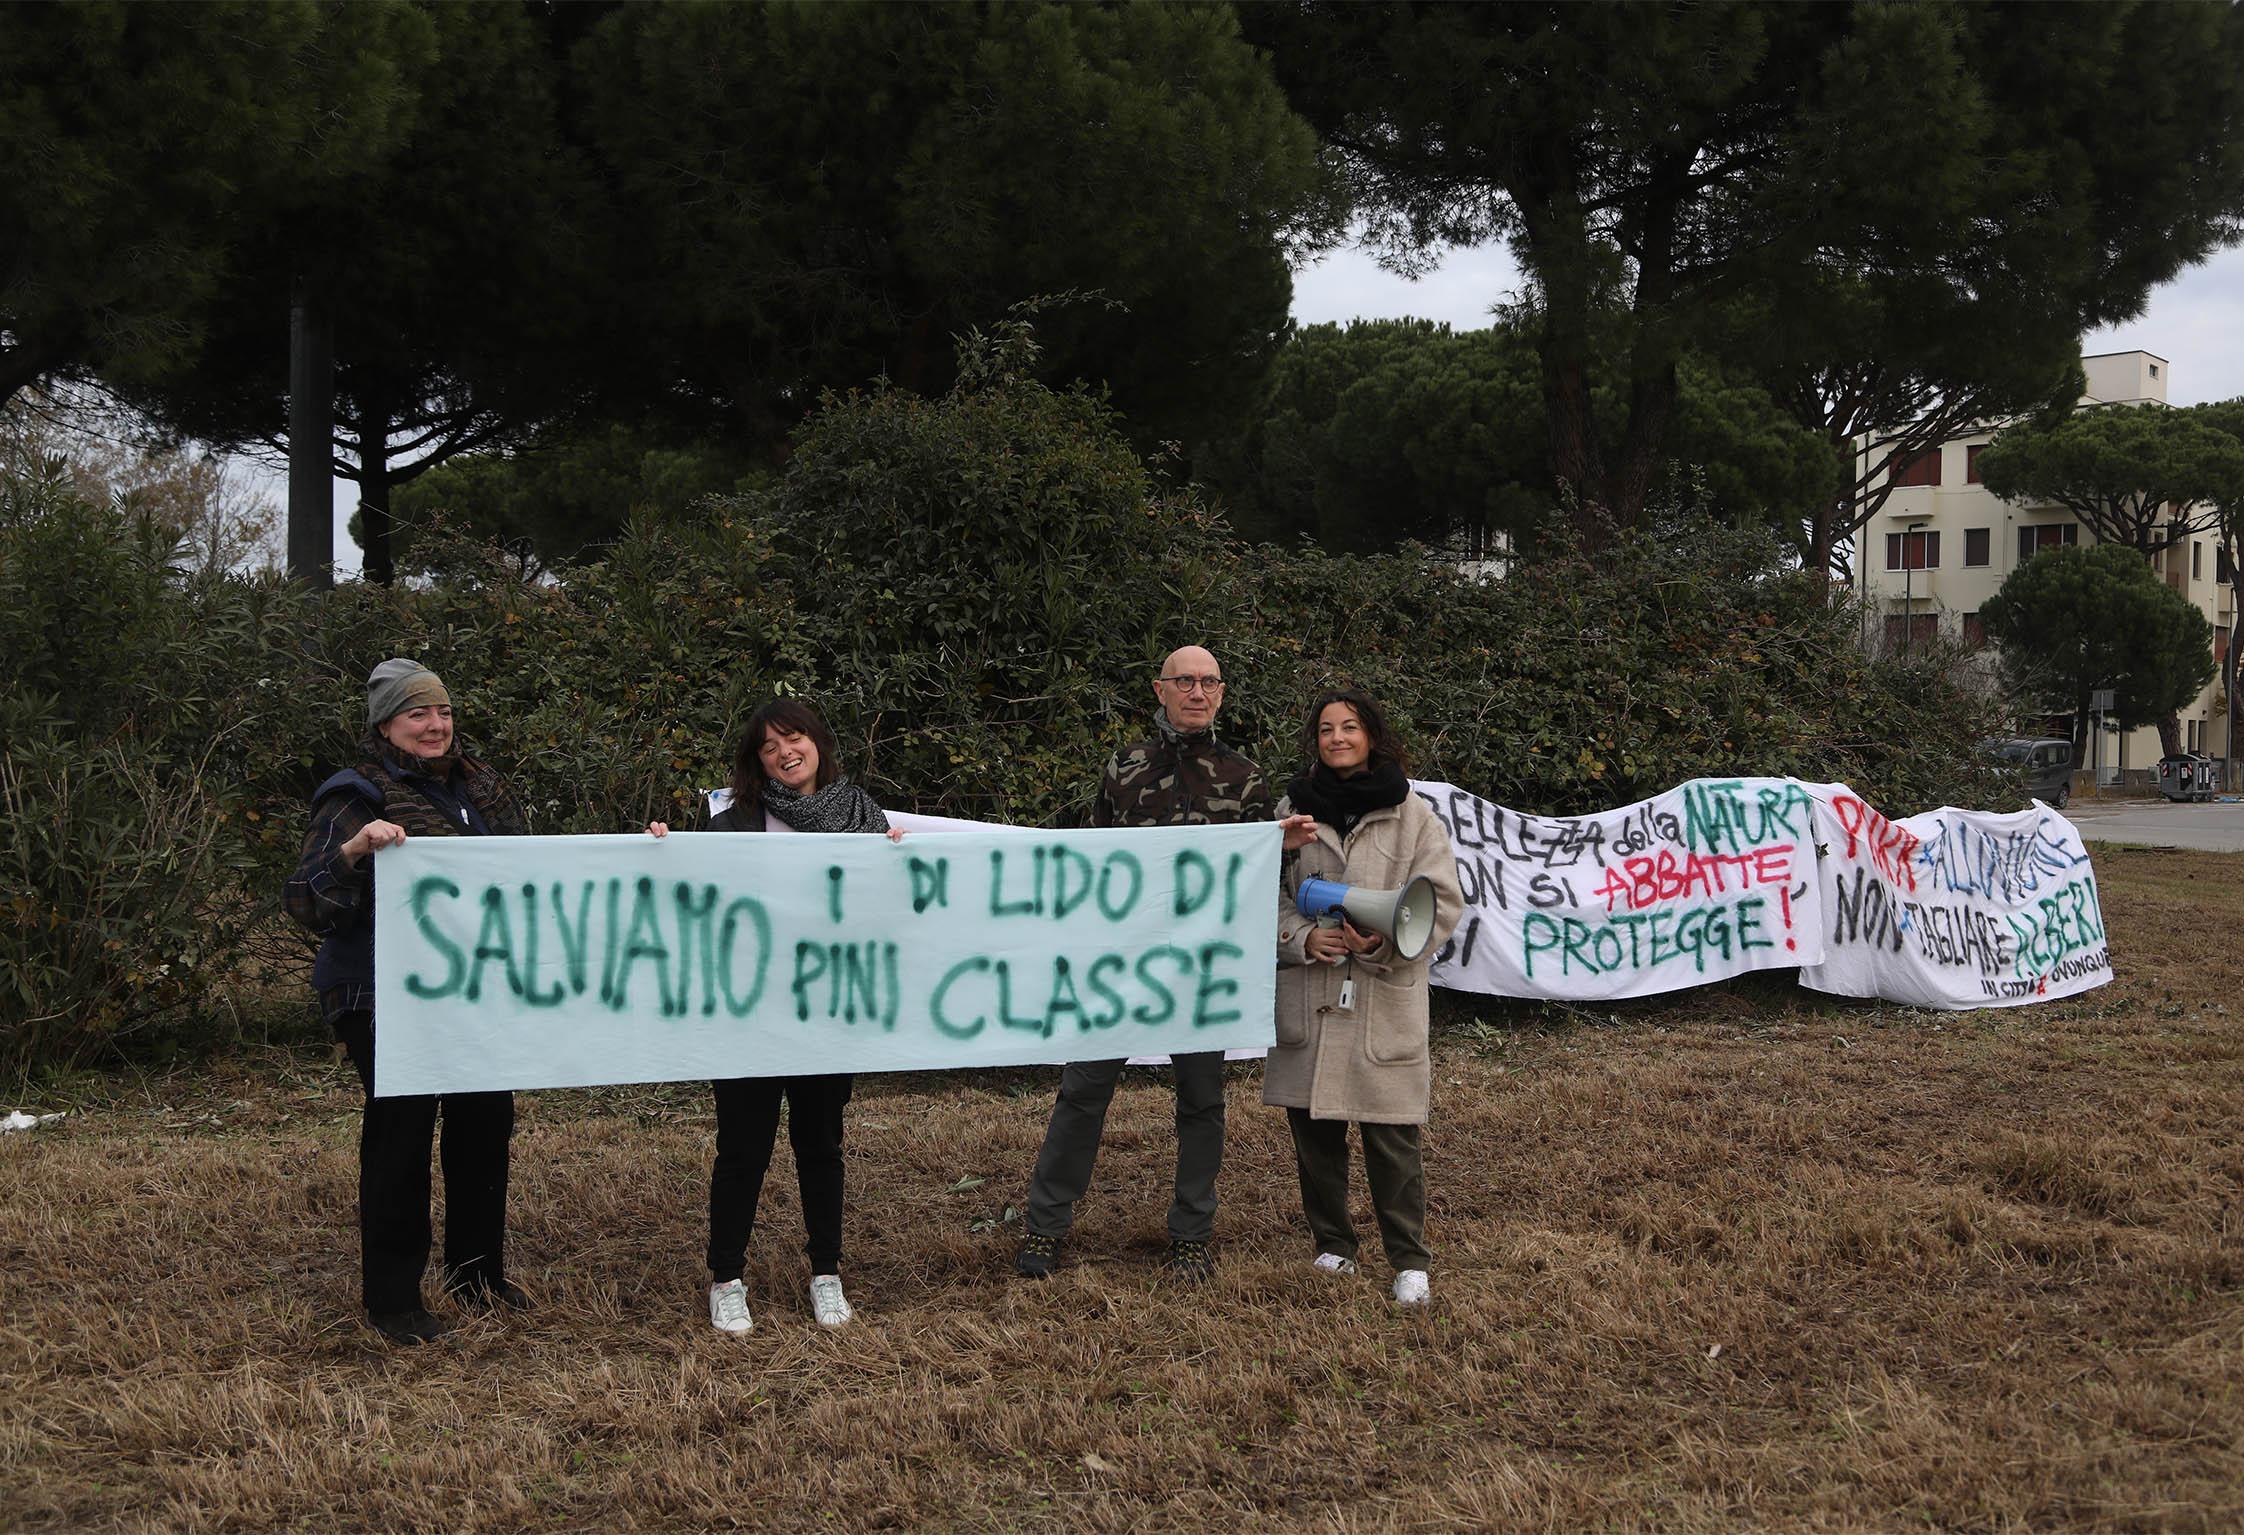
[1158,675,1225,694]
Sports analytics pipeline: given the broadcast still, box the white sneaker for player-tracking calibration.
[1312,1252,1359,1275]
[708,1279,752,1334]
[809,1273,853,1328]
[1392,1269,1430,1306]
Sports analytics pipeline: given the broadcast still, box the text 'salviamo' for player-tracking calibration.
[373,824,1282,1096]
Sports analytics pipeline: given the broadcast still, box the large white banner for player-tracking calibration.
[1796,788,2112,1008]
[1411,777,1826,1000]
[371,823,1279,1096]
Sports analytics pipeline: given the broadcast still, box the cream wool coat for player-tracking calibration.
[1263,792,1463,1125]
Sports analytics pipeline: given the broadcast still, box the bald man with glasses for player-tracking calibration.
[1015,644,1282,1283]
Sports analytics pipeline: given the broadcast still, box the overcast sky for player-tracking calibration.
[1290,239,2244,408]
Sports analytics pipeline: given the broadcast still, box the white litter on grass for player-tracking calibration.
[2,1110,65,1133]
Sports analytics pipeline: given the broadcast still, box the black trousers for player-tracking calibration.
[707,1074,851,1281]
[333,1011,515,1315]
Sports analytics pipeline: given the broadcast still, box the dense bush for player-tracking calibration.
[735,322,1252,822]
[1,336,2013,1074]
[0,464,262,1063]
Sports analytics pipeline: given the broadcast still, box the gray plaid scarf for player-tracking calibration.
[760,775,891,834]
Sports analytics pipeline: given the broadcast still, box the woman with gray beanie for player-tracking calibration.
[283,658,532,1344]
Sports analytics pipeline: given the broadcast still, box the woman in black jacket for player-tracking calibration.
[282,658,532,1345]
[650,697,900,1334]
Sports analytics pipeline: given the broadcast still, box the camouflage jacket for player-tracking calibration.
[1093,718,1273,828]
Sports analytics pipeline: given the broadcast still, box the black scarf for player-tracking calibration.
[760,775,891,834]
[1286,759,1410,837]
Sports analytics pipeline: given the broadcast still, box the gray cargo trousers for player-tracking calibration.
[1023,1050,1226,1243]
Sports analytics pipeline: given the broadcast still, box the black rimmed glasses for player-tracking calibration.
[1158,675,1225,694]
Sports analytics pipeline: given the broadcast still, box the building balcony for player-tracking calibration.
[1879,485,1937,522]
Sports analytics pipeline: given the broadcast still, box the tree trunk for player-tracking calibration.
[1808,498,1840,594]
[287,279,335,589]
[1531,219,1608,544]
[1542,345,1610,545]
[1607,358,1677,532]
[1515,144,1617,550]
[1604,150,1686,538]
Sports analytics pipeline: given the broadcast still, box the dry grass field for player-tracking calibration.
[4,843,2240,1533]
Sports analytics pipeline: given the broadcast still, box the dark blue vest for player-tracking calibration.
[308,769,384,999]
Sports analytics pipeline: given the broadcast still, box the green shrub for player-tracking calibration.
[0,697,261,1070]
[0,470,268,1072]
[734,320,1251,822]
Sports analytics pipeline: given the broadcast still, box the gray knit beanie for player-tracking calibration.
[367,657,451,727]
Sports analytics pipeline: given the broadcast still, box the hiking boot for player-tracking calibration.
[708,1278,753,1335]
[1311,1252,1359,1276]
[1163,1238,1215,1283]
[809,1273,853,1328]
[445,1272,532,1312]
[1392,1269,1430,1307]
[1014,1232,1062,1279]
[369,1307,448,1345]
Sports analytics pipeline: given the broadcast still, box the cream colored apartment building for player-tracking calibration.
[1850,350,2230,781]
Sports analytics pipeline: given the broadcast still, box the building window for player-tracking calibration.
[1964,528,1990,566]
[1962,611,1985,649]
[1891,449,1942,488]
[1966,445,1987,484]
[1882,614,1940,653]
[1886,530,1939,570]
[2219,628,2230,666]
[2150,362,2161,379]
[2188,719,2200,752]
[2018,523,2078,561]
[2194,541,2204,580]
[2221,546,2234,585]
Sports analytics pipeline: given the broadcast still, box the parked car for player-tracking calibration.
[1983,737,2075,808]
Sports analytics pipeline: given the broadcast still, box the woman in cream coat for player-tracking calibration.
[1266,688,1461,1306]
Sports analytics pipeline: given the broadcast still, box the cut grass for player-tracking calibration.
[3,841,2240,1531]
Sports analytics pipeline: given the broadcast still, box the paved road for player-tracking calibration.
[2062,796,2244,853]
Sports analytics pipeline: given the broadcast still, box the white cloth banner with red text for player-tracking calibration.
[1410,778,1824,1001]
[1794,787,2110,1008]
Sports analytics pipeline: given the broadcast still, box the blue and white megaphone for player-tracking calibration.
[1295,874,1437,962]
